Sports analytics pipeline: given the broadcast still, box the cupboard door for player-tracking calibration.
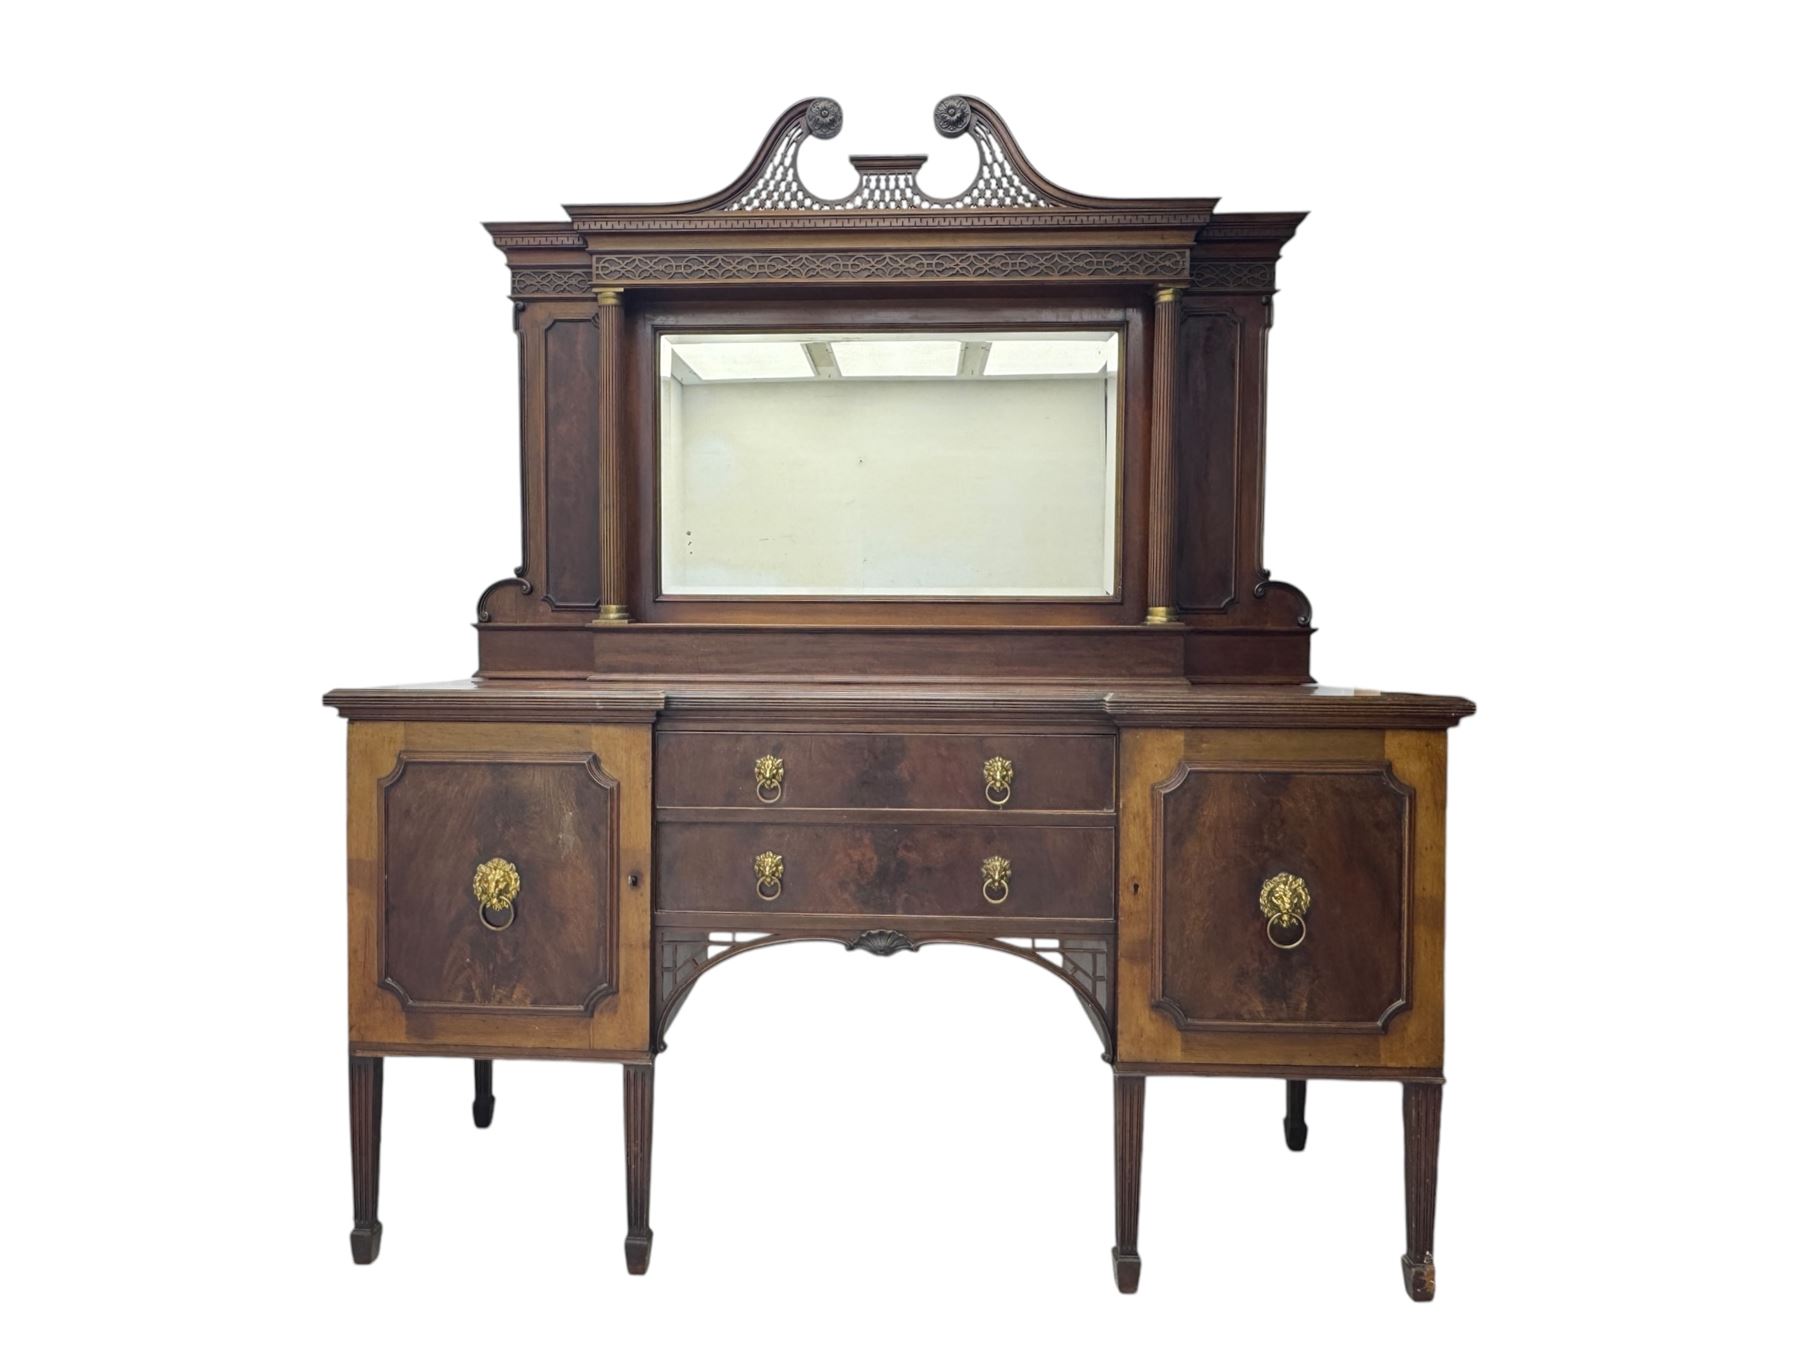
[1116,730,1446,1072]
[1149,763,1412,1032]
[347,723,651,1057]
[380,752,619,1013]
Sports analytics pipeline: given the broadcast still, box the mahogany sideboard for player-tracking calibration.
[325,96,1474,1299]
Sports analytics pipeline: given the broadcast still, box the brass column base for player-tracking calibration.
[1143,606,1180,625]
[591,604,632,625]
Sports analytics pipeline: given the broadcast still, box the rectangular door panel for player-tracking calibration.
[380,752,618,1013]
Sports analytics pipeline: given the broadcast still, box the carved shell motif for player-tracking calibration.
[849,929,917,956]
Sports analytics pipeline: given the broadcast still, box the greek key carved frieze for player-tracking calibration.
[490,232,586,248]
[590,248,1190,286]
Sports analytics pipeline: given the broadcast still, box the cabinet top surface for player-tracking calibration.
[323,680,1475,729]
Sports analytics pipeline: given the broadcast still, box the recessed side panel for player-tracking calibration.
[1173,309,1240,610]
[544,317,601,607]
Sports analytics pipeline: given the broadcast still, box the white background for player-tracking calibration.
[4,2,1794,1344]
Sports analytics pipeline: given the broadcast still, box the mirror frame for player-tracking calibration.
[652,322,1128,604]
[629,293,1149,627]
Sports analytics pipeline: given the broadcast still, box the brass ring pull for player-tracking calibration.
[1266,914,1307,949]
[983,756,1014,807]
[754,754,784,804]
[754,851,784,902]
[1259,871,1312,951]
[473,857,521,933]
[981,855,1011,905]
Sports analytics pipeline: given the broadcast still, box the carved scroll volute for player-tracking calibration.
[1144,284,1184,624]
[593,287,629,624]
[716,94,1058,214]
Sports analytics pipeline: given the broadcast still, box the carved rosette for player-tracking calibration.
[934,95,972,137]
[804,97,842,139]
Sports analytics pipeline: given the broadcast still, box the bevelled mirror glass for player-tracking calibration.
[658,330,1121,597]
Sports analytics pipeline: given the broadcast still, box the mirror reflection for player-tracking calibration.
[658,330,1121,598]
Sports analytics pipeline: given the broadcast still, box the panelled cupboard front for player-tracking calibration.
[327,96,1474,1299]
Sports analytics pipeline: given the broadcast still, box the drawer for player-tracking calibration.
[656,822,1114,919]
[656,732,1115,811]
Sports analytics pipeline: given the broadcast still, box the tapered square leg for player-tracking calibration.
[472,1059,495,1129]
[1284,1079,1308,1151]
[1401,1081,1442,1301]
[1112,1073,1145,1293]
[624,1062,654,1274]
[349,1055,384,1264]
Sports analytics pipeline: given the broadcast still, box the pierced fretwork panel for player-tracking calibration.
[724,99,1051,213]
[653,928,1116,1059]
[655,929,773,1049]
[999,935,1113,1056]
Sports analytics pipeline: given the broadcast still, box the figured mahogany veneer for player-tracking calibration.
[343,722,652,1060]
[656,730,1114,811]
[657,820,1115,920]
[1149,761,1413,1032]
[380,751,619,1013]
[326,95,1474,1302]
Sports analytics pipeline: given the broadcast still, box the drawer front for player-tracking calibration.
[656,732,1114,811]
[657,822,1114,919]
[1149,762,1414,1032]
[379,751,619,1013]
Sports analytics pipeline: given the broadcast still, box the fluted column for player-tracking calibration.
[1144,284,1183,623]
[594,286,630,623]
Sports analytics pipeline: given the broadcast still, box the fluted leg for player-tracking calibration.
[1401,1082,1442,1301]
[624,1062,654,1274]
[1284,1079,1308,1151]
[348,1055,383,1264]
[472,1059,495,1129]
[1112,1073,1145,1293]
